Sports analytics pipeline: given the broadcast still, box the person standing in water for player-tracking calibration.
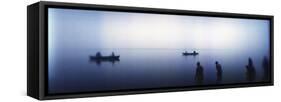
[215,61,222,82]
[245,57,256,81]
[195,62,204,84]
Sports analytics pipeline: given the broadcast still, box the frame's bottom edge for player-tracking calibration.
[38,82,273,100]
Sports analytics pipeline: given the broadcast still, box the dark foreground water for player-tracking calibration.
[48,49,270,94]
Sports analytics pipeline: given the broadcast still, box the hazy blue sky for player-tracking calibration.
[48,8,270,51]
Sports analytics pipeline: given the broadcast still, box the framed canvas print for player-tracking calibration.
[27,1,274,100]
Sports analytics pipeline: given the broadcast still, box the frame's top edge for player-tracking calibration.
[35,1,273,19]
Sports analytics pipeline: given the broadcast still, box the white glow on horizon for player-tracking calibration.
[98,12,247,49]
[100,13,187,49]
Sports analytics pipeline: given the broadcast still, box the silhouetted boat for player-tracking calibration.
[89,55,120,61]
[182,52,199,56]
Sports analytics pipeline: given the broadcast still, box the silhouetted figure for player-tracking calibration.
[96,52,102,57]
[193,51,196,54]
[245,58,256,81]
[111,52,115,57]
[195,62,204,84]
[262,56,270,81]
[215,61,222,83]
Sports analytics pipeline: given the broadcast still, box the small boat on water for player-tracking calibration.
[89,55,120,61]
[182,51,199,56]
[90,52,120,61]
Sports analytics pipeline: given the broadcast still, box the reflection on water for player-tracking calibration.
[48,49,271,94]
[89,57,120,66]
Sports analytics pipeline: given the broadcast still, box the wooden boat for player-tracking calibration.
[182,52,199,56]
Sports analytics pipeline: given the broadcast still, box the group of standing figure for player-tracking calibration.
[244,57,270,82]
[194,56,270,84]
[195,61,222,84]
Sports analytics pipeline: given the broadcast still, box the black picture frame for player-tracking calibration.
[27,1,274,100]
